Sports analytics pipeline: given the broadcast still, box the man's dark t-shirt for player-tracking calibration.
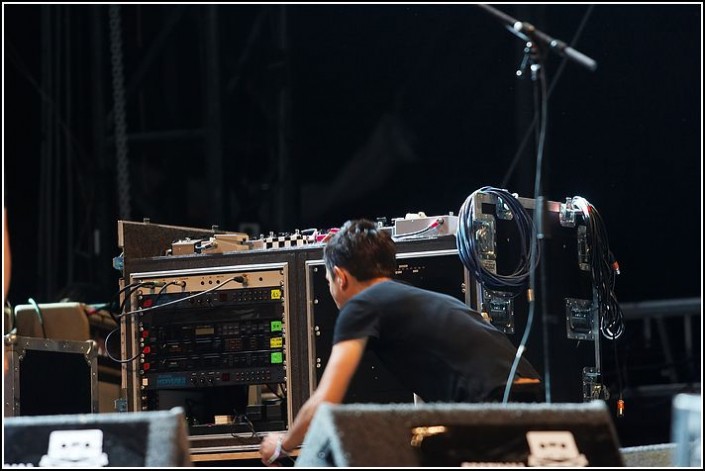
[332,280,540,402]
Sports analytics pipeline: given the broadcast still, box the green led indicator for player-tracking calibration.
[271,352,283,364]
[271,320,283,332]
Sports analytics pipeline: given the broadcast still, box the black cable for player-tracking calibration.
[113,280,188,320]
[265,383,286,401]
[119,275,244,318]
[571,197,625,340]
[26,298,48,339]
[457,187,540,294]
[456,186,543,403]
[234,412,258,438]
[100,281,168,365]
[591,209,624,340]
[501,5,596,188]
[504,38,550,403]
[106,280,156,322]
[533,41,552,404]
[153,280,186,305]
[104,326,140,364]
[107,276,245,366]
[503,276,538,404]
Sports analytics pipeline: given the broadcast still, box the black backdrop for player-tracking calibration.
[5,4,700,305]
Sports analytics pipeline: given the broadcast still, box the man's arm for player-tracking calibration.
[259,337,367,464]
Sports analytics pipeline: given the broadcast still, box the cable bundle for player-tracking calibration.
[456,187,540,294]
[570,197,624,340]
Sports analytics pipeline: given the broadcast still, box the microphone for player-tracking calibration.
[478,4,597,72]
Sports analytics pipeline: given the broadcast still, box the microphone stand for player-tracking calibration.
[477,4,597,72]
[479,5,597,404]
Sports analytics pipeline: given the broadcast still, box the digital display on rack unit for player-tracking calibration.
[195,326,215,336]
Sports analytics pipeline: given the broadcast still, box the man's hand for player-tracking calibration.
[259,432,286,467]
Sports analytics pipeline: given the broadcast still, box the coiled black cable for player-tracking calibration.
[456,186,540,294]
[571,197,624,340]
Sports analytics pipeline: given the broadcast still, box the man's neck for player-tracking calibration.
[352,276,392,294]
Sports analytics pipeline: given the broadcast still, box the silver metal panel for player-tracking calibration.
[4,334,99,416]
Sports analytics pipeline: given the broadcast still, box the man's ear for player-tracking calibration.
[333,266,348,289]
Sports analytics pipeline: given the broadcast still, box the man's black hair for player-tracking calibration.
[323,219,396,281]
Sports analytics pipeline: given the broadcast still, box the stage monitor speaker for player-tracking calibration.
[296,401,623,467]
[619,443,675,467]
[2,407,191,467]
